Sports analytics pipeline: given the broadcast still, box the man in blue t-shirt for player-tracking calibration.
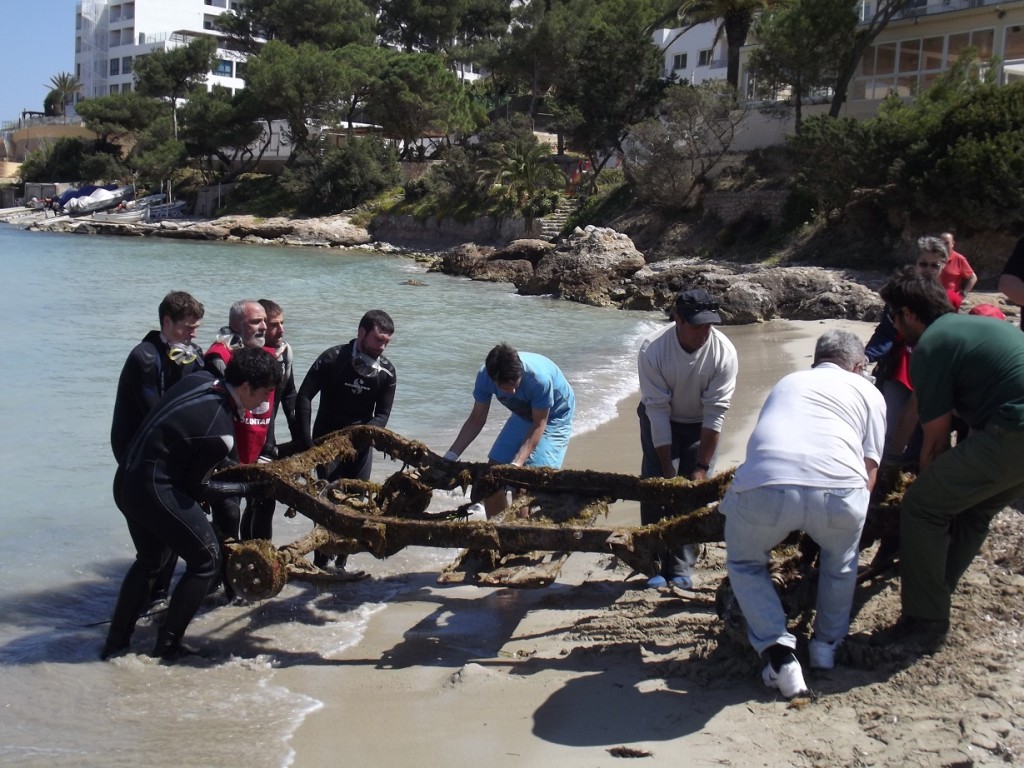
[444,343,575,517]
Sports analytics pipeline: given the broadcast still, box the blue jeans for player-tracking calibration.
[489,411,573,468]
[722,484,868,654]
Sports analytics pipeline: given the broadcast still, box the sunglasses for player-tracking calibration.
[680,302,720,313]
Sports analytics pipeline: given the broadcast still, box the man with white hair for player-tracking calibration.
[721,330,886,699]
[203,300,274,553]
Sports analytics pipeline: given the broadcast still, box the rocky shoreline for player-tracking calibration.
[11,210,1019,324]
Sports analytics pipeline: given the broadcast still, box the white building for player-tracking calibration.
[653,23,729,85]
[74,0,247,103]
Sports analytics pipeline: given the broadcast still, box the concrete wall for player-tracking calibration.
[0,160,20,179]
[194,182,238,217]
[369,213,542,250]
[703,189,788,225]
[7,123,96,162]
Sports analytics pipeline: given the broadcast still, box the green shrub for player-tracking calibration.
[280,138,401,215]
[18,137,127,184]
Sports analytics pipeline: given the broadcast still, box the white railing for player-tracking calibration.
[861,0,991,23]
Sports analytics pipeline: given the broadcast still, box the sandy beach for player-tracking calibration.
[281,318,1023,767]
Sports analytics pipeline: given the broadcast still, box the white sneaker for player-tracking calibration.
[762,659,808,698]
[809,638,839,670]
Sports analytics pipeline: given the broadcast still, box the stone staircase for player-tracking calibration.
[537,197,577,242]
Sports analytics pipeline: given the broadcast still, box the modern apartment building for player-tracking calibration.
[653,23,729,85]
[74,0,247,104]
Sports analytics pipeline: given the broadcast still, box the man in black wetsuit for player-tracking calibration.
[101,347,281,661]
[295,310,396,570]
[111,291,206,464]
[110,291,206,613]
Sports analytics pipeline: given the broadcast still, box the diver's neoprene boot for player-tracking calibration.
[149,629,200,661]
[100,628,133,661]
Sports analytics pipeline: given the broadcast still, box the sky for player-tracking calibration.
[0,0,79,122]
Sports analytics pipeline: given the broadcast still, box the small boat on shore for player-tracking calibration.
[146,200,188,221]
[65,186,130,216]
[92,208,148,224]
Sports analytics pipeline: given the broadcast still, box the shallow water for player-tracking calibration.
[0,226,660,766]
[0,225,858,766]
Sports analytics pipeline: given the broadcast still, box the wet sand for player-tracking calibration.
[282,319,909,767]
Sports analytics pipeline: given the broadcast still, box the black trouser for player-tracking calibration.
[637,403,702,579]
[107,475,221,647]
[313,447,372,567]
[242,496,275,540]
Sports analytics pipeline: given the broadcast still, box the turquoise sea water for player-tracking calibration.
[0,225,661,766]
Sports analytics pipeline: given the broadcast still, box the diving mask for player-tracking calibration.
[168,342,201,366]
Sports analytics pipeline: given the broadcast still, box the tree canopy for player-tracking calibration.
[749,0,855,134]
[133,37,217,138]
[216,0,376,52]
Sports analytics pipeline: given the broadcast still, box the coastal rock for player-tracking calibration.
[519,226,647,306]
[494,239,556,267]
[30,211,372,247]
[429,226,883,322]
[432,242,537,284]
[622,261,884,322]
[476,259,535,284]
[287,215,372,247]
[435,243,497,277]
[157,221,231,240]
[221,215,295,240]
[191,214,373,246]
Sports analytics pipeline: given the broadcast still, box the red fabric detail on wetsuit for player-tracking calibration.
[205,343,277,464]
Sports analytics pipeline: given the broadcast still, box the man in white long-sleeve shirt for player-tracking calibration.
[637,288,738,589]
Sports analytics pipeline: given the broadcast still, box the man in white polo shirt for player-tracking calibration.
[721,330,885,699]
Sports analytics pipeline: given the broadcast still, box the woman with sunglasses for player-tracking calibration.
[865,237,961,460]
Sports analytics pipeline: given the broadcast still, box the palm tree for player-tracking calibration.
[648,1,789,90]
[477,139,564,224]
[45,72,81,119]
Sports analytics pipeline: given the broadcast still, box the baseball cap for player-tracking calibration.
[674,289,723,325]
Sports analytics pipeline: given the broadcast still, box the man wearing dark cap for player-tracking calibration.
[637,288,738,589]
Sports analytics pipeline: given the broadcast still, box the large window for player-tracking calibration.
[853,26,999,102]
[1007,25,1024,59]
[698,49,712,67]
[875,41,897,75]
[899,39,921,73]
[213,59,233,77]
[122,56,133,74]
[673,52,688,71]
[922,36,944,70]
[110,58,120,76]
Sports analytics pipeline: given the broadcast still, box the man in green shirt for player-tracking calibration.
[880,273,1024,648]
